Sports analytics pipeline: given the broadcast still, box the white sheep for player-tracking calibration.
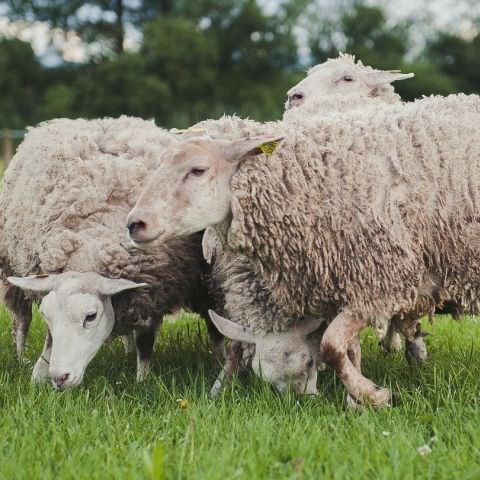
[0,116,216,389]
[127,93,480,406]
[285,53,413,110]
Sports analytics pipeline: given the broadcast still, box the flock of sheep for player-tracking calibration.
[1,54,479,408]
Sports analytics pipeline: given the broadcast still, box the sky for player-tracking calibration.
[0,0,478,65]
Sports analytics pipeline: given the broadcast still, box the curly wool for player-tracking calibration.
[226,94,480,330]
[282,94,400,122]
[197,97,400,334]
[0,116,210,334]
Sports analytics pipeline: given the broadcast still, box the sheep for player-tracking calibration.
[285,53,413,110]
[284,56,427,361]
[202,94,430,372]
[127,93,480,406]
[0,116,216,390]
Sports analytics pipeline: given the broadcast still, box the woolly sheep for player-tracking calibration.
[144,93,429,395]
[285,53,413,110]
[127,94,480,406]
[284,56,422,362]
[0,117,216,389]
[202,94,429,372]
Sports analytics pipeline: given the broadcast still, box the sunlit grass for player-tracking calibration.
[0,305,479,479]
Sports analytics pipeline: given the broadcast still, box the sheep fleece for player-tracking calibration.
[224,94,480,328]
[0,117,209,333]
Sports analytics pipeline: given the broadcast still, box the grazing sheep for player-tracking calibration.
[127,94,480,406]
[285,53,413,110]
[0,116,215,389]
[202,95,429,370]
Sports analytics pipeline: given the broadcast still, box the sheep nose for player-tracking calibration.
[288,90,305,109]
[53,373,69,390]
[127,217,147,238]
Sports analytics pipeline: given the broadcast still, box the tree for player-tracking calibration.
[4,0,140,55]
[307,2,409,67]
[427,32,480,94]
[0,37,44,128]
[304,0,467,100]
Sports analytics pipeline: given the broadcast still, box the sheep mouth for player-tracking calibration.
[129,231,168,250]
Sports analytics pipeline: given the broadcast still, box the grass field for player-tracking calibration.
[0,306,479,480]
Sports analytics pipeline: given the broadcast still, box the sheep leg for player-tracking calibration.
[205,318,226,361]
[210,341,243,398]
[4,285,32,359]
[398,317,428,365]
[380,322,402,353]
[12,306,32,360]
[32,330,52,383]
[347,336,362,372]
[405,338,427,365]
[320,311,391,409]
[122,332,135,354]
[134,327,155,382]
[195,300,226,361]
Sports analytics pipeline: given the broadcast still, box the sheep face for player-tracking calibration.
[128,134,284,249]
[7,272,146,390]
[285,54,413,110]
[209,310,324,395]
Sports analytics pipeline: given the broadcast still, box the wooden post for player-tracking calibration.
[2,130,13,169]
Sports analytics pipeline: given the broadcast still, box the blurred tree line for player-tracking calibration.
[0,0,479,130]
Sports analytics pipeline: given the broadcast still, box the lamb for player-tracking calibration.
[0,116,216,390]
[285,53,413,111]
[127,93,480,406]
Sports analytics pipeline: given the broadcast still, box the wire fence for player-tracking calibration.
[1,130,25,170]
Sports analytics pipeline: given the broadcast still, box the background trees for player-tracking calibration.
[0,0,479,129]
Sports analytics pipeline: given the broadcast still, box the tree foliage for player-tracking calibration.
[0,0,479,129]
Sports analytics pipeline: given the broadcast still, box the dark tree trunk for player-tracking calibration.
[114,0,124,54]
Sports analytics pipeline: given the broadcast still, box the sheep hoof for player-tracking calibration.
[405,338,427,366]
[122,333,135,354]
[209,369,227,399]
[317,362,327,371]
[346,393,364,410]
[371,387,392,409]
[380,332,402,354]
[136,362,150,382]
[347,387,391,410]
[210,381,223,399]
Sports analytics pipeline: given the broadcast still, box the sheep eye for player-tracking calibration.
[189,167,208,177]
[84,312,97,323]
[343,75,354,82]
[290,93,303,101]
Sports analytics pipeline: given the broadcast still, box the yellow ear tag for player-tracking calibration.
[259,140,281,156]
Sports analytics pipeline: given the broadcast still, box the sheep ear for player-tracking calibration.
[7,275,59,293]
[208,310,256,344]
[97,277,148,296]
[294,317,325,336]
[219,135,285,164]
[364,70,414,87]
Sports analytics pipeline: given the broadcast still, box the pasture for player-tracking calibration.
[0,306,479,479]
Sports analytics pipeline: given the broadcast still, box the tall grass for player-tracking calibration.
[0,306,479,479]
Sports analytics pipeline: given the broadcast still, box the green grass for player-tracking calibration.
[0,306,479,480]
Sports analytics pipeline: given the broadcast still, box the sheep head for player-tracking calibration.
[8,272,147,390]
[285,53,414,110]
[127,133,284,249]
[209,310,324,395]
